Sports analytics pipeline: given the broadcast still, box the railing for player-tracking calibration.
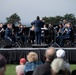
[0,48,76,64]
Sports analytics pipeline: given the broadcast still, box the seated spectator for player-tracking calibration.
[51,49,70,75]
[33,47,56,75]
[0,54,7,75]
[16,58,26,75]
[24,52,42,75]
[71,70,76,75]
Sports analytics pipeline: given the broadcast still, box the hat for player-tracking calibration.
[56,49,65,58]
[20,58,26,63]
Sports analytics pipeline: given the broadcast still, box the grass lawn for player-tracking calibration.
[5,64,76,75]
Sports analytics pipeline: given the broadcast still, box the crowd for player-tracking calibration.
[0,47,76,75]
[0,16,74,47]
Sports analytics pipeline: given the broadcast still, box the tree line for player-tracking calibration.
[5,13,76,26]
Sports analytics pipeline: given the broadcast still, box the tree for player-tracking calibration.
[64,14,76,25]
[6,13,21,25]
[42,14,76,25]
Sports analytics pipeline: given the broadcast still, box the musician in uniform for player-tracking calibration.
[0,23,4,39]
[48,24,54,44]
[41,24,48,44]
[17,23,25,44]
[57,23,72,46]
[57,23,64,36]
[4,23,16,43]
[29,25,35,44]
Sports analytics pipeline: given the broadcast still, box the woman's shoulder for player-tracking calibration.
[25,61,43,66]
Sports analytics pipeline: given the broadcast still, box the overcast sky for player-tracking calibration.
[0,0,76,25]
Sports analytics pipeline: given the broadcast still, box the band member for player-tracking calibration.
[0,23,4,39]
[57,23,64,36]
[17,23,23,36]
[4,23,16,43]
[57,23,72,46]
[41,24,48,43]
[17,23,25,44]
[29,25,35,44]
[48,24,54,44]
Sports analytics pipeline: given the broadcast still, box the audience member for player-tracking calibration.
[71,70,76,75]
[51,49,70,75]
[16,58,26,75]
[24,52,42,75]
[0,54,7,75]
[33,47,56,75]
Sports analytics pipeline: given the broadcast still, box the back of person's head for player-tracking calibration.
[51,49,70,75]
[71,70,76,75]
[20,58,26,65]
[0,54,7,75]
[45,47,56,61]
[51,58,65,74]
[16,58,26,75]
[56,49,65,58]
[27,52,38,62]
[36,16,40,20]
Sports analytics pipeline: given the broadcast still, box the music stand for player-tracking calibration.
[51,27,60,47]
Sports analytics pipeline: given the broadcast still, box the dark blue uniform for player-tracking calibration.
[5,28,15,43]
[17,27,25,44]
[0,27,4,38]
[31,20,43,44]
[57,27,71,46]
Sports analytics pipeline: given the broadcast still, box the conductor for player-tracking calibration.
[31,16,43,44]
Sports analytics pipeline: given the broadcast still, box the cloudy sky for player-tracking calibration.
[0,0,76,25]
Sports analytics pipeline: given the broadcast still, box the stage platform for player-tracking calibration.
[0,48,76,64]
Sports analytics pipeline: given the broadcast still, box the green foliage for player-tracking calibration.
[43,14,76,25]
[6,13,21,25]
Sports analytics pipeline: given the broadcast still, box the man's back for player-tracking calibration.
[31,20,42,32]
[33,61,51,75]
